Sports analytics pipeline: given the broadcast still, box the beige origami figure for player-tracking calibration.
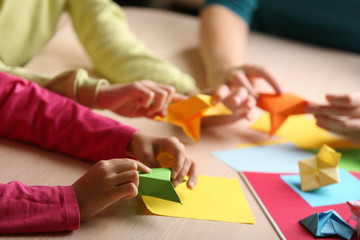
[299,144,341,191]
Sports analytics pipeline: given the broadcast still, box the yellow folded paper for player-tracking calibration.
[155,94,232,141]
[299,144,341,191]
[141,175,255,224]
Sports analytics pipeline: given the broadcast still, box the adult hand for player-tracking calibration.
[72,158,151,221]
[306,92,360,140]
[126,132,198,189]
[98,80,187,118]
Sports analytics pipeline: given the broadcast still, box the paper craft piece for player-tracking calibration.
[280,169,360,207]
[347,201,360,239]
[138,168,182,204]
[299,210,355,240]
[212,142,315,173]
[299,144,341,191]
[251,113,358,149]
[256,93,307,135]
[141,175,255,224]
[308,148,360,172]
[243,171,360,240]
[155,94,232,141]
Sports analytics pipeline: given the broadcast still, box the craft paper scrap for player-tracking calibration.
[138,168,182,204]
[299,144,341,191]
[347,201,360,239]
[141,175,255,224]
[299,210,355,240]
[243,171,360,240]
[280,169,360,207]
[155,94,232,141]
[308,148,360,172]
[212,142,315,173]
[251,113,357,149]
[257,93,307,135]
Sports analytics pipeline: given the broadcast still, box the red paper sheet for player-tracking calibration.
[243,171,359,239]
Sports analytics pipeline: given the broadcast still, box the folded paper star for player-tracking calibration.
[299,144,341,191]
[299,210,355,240]
[155,94,232,141]
[347,201,360,238]
[257,93,308,135]
[138,168,182,204]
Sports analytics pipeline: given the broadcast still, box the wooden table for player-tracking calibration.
[2,7,359,240]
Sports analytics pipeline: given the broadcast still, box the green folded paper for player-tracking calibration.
[138,168,182,204]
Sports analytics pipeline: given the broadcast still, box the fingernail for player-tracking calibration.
[187,180,194,189]
[172,180,179,187]
[145,166,151,172]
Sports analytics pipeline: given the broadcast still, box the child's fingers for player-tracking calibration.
[326,92,360,107]
[315,115,360,138]
[186,162,198,189]
[307,105,360,117]
[212,84,231,104]
[172,155,191,188]
[114,182,138,199]
[112,170,139,188]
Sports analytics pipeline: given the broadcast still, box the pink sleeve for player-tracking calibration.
[0,181,79,234]
[0,72,138,162]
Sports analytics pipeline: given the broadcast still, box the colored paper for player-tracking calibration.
[155,94,232,141]
[212,142,315,173]
[280,169,360,207]
[251,113,357,149]
[243,171,360,240]
[256,93,307,135]
[138,168,181,203]
[347,201,360,239]
[141,175,255,224]
[299,210,355,240]
[308,148,360,172]
[299,145,341,191]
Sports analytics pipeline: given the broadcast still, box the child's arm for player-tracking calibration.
[0,158,150,234]
[0,71,137,161]
[0,182,79,234]
[67,0,198,94]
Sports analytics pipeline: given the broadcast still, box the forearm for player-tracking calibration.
[68,0,197,94]
[0,182,79,234]
[199,5,249,86]
[0,72,137,162]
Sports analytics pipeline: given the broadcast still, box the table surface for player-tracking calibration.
[2,7,360,240]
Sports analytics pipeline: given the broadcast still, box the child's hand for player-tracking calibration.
[307,92,360,140]
[72,158,151,221]
[126,132,198,189]
[98,80,186,118]
[201,65,282,125]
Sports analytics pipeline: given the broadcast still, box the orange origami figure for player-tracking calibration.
[155,94,232,141]
[257,93,308,135]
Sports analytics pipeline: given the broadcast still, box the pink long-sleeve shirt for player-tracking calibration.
[0,72,138,234]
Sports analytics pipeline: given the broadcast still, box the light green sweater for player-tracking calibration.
[0,0,197,107]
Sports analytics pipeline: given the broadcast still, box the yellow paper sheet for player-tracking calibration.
[141,175,255,224]
[251,113,357,149]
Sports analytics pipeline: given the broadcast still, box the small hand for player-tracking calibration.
[72,158,151,221]
[126,132,198,189]
[306,92,360,140]
[98,80,186,118]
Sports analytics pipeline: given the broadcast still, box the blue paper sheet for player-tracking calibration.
[281,169,360,207]
[211,142,315,173]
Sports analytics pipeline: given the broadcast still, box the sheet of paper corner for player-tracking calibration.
[239,172,286,240]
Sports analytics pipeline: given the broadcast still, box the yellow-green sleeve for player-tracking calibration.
[0,60,107,108]
[67,0,198,94]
